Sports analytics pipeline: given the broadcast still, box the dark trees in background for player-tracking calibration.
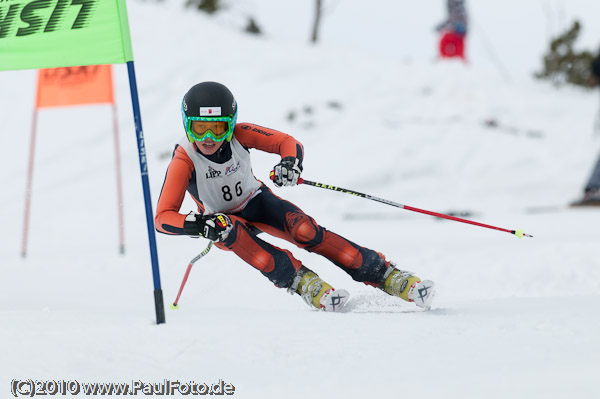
[535,20,596,88]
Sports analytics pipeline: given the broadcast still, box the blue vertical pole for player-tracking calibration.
[126,61,165,324]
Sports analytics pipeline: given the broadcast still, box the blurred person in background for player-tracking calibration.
[436,0,468,60]
[572,49,600,206]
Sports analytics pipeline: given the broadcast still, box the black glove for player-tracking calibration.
[183,213,232,242]
[272,156,303,187]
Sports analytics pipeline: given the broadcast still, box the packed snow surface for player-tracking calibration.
[1,1,599,398]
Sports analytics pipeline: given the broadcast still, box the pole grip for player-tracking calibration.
[269,170,305,185]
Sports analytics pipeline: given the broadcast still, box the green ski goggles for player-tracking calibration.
[185,116,235,143]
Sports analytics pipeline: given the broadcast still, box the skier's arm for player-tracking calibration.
[155,147,196,235]
[234,123,304,161]
[235,123,304,186]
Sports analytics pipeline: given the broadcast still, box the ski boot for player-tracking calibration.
[289,267,349,312]
[380,265,436,310]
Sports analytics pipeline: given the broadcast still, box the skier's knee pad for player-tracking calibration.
[252,251,276,272]
[223,219,300,288]
[236,243,298,288]
[287,212,323,246]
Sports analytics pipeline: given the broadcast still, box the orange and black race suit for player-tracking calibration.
[155,123,390,288]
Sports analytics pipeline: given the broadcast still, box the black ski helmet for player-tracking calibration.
[181,82,238,143]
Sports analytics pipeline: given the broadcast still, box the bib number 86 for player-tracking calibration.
[222,182,243,201]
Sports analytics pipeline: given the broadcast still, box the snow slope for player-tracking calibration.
[1,1,600,398]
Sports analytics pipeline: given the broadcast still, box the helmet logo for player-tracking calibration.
[200,107,221,116]
[232,99,236,112]
[183,100,188,111]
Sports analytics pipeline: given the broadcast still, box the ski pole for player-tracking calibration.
[170,241,214,309]
[296,177,533,239]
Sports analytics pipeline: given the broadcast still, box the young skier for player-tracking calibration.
[155,81,436,311]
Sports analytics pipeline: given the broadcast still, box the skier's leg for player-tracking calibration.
[572,151,600,205]
[240,188,429,300]
[584,153,600,193]
[235,188,381,281]
[216,215,347,310]
[216,215,301,288]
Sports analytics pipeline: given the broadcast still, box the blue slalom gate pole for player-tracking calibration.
[126,61,165,324]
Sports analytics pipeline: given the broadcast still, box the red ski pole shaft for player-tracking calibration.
[172,262,193,308]
[296,178,533,238]
[171,241,213,309]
